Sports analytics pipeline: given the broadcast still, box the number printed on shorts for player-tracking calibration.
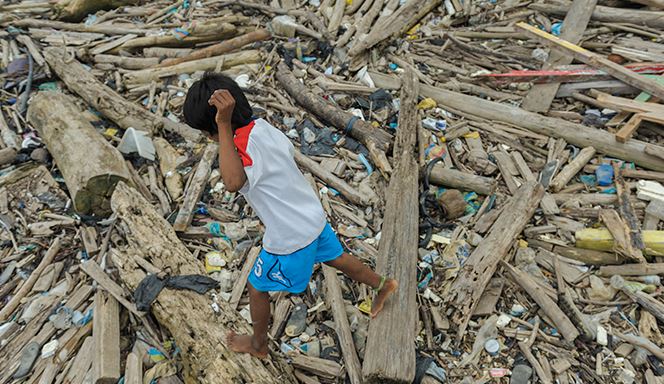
[254,258,263,277]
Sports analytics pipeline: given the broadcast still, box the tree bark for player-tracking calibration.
[362,70,419,384]
[368,71,664,171]
[43,47,203,143]
[55,0,139,22]
[428,164,497,195]
[110,182,297,384]
[446,182,544,341]
[27,92,133,216]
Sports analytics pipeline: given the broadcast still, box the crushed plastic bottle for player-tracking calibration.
[596,163,614,186]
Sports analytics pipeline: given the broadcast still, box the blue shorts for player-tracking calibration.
[248,223,344,293]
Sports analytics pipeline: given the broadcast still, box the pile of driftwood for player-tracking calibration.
[1,0,664,383]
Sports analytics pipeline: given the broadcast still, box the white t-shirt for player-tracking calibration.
[235,118,326,255]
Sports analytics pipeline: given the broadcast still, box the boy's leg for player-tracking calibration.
[324,252,398,318]
[227,283,270,358]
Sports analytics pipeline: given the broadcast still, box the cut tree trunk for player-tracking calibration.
[110,182,297,384]
[428,164,497,195]
[55,0,139,22]
[368,71,664,171]
[446,182,544,341]
[43,47,204,143]
[27,92,133,216]
[362,70,419,384]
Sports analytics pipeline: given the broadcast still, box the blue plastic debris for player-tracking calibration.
[551,22,563,36]
[357,153,373,175]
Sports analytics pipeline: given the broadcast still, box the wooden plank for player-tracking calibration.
[614,164,647,254]
[322,266,362,384]
[615,113,644,143]
[530,2,664,28]
[124,352,142,384]
[294,151,368,205]
[599,263,664,276]
[80,260,143,317]
[64,336,94,384]
[492,151,520,194]
[549,146,596,192]
[521,0,597,112]
[363,70,419,384]
[599,209,645,262]
[517,22,664,101]
[93,291,120,384]
[0,237,61,322]
[173,143,218,232]
[503,262,579,343]
[292,355,344,380]
[644,200,664,230]
[229,247,260,310]
[447,182,544,341]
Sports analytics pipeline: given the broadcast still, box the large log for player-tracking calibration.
[275,62,392,152]
[521,0,597,112]
[362,70,419,384]
[43,47,203,143]
[27,92,133,216]
[55,0,139,22]
[115,18,237,51]
[368,71,664,171]
[446,182,544,340]
[530,1,664,28]
[110,182,297,384]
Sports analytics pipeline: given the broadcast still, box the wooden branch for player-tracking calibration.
[613,331,664,360]
[363,70,419,383]
[109,182,297,383]
[503,261,579,343]
[521,0,597,112]
[599,263,664,276]
[124,50,262,85]
[447,182,544,341]
[369,71,664,171]
[94,54,159,70]
[275,62,392,152]
[8,18,150,35]
[614,164,646,253]
[92,291,120,384]
[530,1,664,28]
[294,151,368,206]
[322,266,362,384]
[173,143,217,232]
[349,0,442,56]
[549,146,596,192]
[599,209,645,262]
[428,164,497,195]
[518,341,553,384]
[0,237,60,322]
[43,47,203,142]
[27,92,133,216]
[229,247,260,310]
[55,0,138,22]
[115,19,237,51]
[159,29,270,67]
[153,138,183,200]
[327,0,346,35]
[517,22,664,101]
[292,355,344,380]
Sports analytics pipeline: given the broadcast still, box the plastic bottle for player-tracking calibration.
[596,163,614,186]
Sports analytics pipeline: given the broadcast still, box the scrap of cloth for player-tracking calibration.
[134,274,219,311]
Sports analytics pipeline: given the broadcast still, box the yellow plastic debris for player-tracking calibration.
[103,128,118,137]
[358,298,372,315]
[417,97,437,110]
[575,228,664,257]
[463,131,480,139]
[518,239,528,248]
[205,251,227,273]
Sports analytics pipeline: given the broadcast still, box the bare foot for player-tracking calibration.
[371,279,398,318]
[227,331,268,359]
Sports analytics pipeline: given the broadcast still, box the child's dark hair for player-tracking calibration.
[183,72,252,133]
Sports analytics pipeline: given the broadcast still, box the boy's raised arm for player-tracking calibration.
[209,90,247,192]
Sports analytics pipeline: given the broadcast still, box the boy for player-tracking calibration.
[183,72,397,358]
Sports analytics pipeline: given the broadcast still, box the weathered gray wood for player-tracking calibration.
[644,200,664,230]
[92,291,120,384]
[599,263,664,276]
[614,164,646,253]
[42,47,203,142]
[503,262,579,343]
[229,247,260,310]
[27,92,133,216]
[173,144,218,232]
[123,352,142,384]
[530,1,664,28]
[428,164,497,195]
[368,72,664,171]
[521,0,597,112]
[295,151,368,205]
[599,209,645,262]
[109,182,297,383]
[55,0,138,22]
[0,238,60,322]
[550,147,596,192]
[446,182,544,341]
[80,260,142,317]
[322,266,362,384]
[292,355,344,380]
[363,70,419,384]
